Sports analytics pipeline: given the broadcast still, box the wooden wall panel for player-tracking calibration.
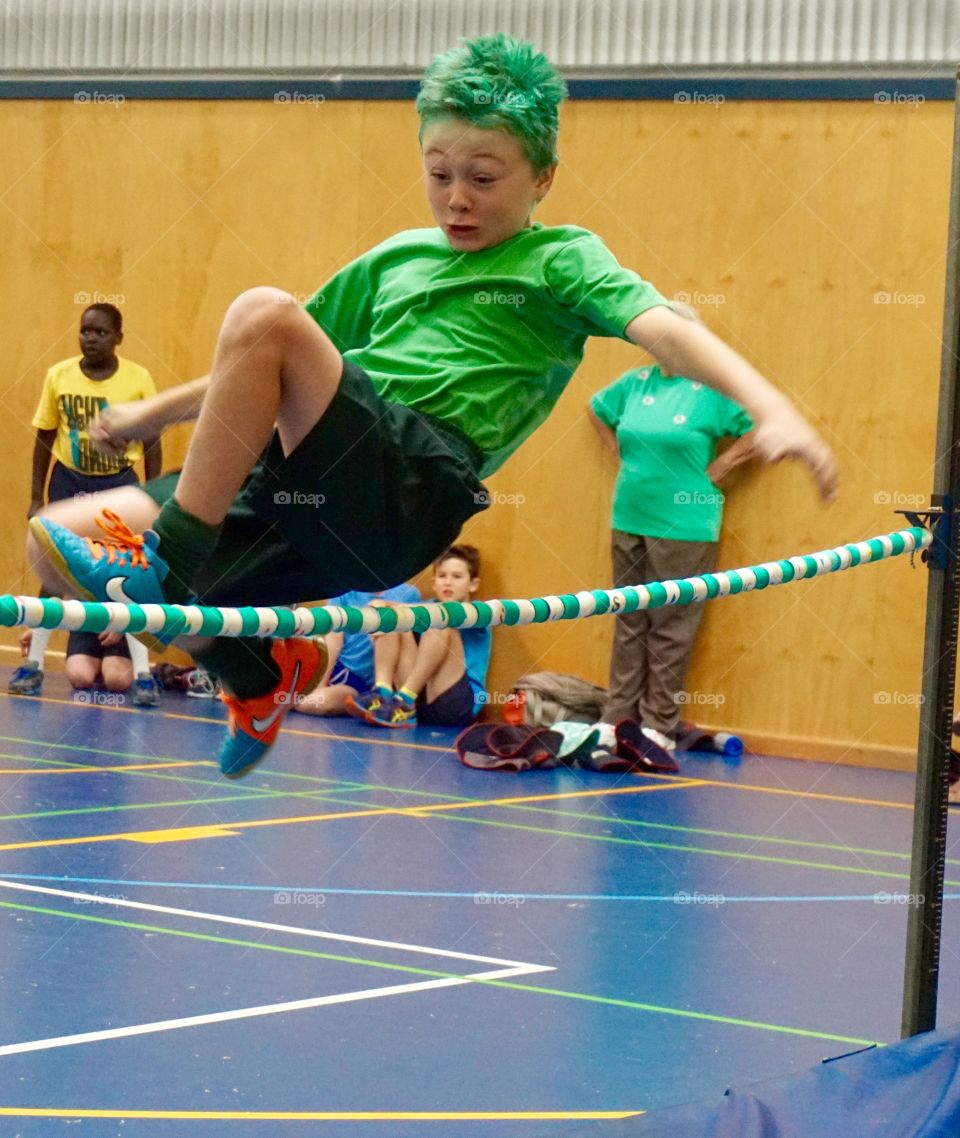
[0,97,949,765]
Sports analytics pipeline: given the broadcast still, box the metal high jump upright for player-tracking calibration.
[900,67,960,1039]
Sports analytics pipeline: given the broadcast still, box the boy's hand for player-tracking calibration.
[90,403,150,458]
[752,406,838,502]
[18,630,32,658]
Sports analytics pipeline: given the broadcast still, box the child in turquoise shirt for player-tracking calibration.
[590,341,756,747]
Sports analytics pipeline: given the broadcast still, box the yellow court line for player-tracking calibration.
[1,690,454,752]
[0,783,691,851]
[690,778,915,810]
[398,780,702,813]
[0,1108,643,1121]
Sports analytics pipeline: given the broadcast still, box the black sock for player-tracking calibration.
[151,498,222,604]
[195,637,280,701]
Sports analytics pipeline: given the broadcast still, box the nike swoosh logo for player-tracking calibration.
[251,661,300,734]
[105,577,140,605]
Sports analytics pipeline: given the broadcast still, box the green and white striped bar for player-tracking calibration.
[0,527,931,642]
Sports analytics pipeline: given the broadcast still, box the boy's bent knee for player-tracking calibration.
[222,287,303,348]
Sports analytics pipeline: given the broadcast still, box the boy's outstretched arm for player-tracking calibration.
[90,376,211,459]
[626,306,838,501]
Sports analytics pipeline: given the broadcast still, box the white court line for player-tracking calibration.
[0,878,544,967]
[0,878,553,1058]
[0,967,532,1058]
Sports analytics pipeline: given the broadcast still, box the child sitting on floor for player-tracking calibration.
[346,545,490,729]
[292,581,421,717]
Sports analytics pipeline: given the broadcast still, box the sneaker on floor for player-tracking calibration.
[8,662,43,696]
[346,690,417,729]
[29,510,182,650]
[370,694,417,729]
[218,638,327,778]
[131,672,160,708]
[345,688,389,723]
[186,666,220,699]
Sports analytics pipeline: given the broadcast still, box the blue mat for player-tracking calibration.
[562,1023,960,1137]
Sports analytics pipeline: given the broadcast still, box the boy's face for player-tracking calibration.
[422,119,555,252]
[79,309,121,366]
[433,556,478,603]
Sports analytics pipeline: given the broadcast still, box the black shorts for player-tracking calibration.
[49,462,139,504]
[67,631,132,659]
[143,361,489,606]
[417,673,476,729]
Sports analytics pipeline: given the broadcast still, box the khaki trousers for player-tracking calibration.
[603,529,717,736]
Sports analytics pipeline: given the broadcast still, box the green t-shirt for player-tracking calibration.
[591,365,753,541]
[304,224,667,477]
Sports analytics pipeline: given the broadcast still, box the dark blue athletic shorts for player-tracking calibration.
[143,360,489,606]
[417,673,476,729]
[48,462,139,504]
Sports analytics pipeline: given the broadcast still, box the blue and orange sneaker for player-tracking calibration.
[218,637,328,777]
[29,510,181,651]
[346,690,417,729]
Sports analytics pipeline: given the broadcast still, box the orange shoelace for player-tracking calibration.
[84,509,151,570]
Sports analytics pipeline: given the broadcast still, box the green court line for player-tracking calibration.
[0,791,296,824]
[415,813,960,886]
[2,735,953,876]
[0,897,879,1047]
[296,787,943,867]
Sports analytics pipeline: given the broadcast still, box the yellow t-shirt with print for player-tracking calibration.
[32,357,157,475]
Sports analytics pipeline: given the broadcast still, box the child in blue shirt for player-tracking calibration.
[292,582,420,717]
[347,546,491,729]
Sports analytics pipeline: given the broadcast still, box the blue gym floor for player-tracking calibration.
[0,677,957,1137]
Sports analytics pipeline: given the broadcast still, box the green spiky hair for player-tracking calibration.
[416,34,567,173]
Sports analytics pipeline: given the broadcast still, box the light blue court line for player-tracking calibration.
[2,874,957,904]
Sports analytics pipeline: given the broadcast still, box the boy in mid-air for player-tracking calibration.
[29,34,837,778]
